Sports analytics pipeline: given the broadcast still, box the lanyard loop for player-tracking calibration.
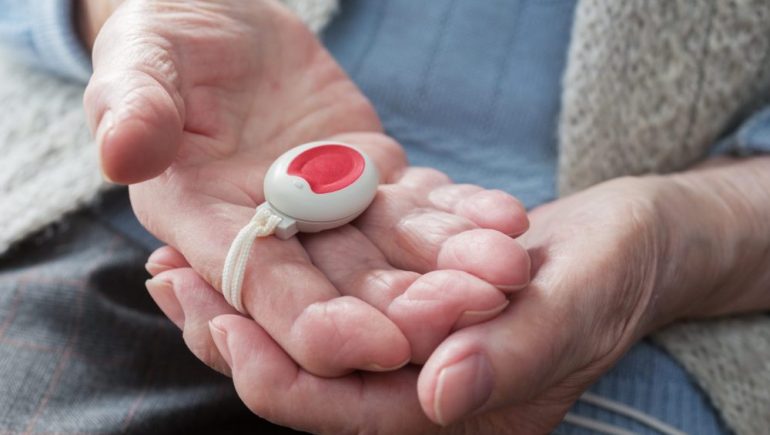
[221,204,282,314]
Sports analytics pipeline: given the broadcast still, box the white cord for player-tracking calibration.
[562,413,637,435]
[578,392,688,435]
[221,205,282,314]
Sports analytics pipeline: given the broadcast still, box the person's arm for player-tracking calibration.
[415,154,770,427]
[653,106,770,323]
[0,0,93,82]
[652,155,770,327]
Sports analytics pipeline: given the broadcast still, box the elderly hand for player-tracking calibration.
[83,0,531,377]
[146,175,688,433]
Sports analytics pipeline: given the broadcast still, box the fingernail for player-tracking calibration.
[433,354,494,425]
[95,110,114,146]
[145,262,171,276]
[457,301,510,329]
[363,357,411,372]
[495,283,528,292]
[209,319,232,367]
[96,110,116,183]
[145,278,184,328]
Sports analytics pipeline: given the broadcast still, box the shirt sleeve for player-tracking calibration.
[0,0,92,83]
[713,107,770,156]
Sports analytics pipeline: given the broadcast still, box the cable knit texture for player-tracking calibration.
[561,1,770,433]
[654,316,770,434]
[0,0,768,433]
[0,57,103,253]
[560,0,770,194]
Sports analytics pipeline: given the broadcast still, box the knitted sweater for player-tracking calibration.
[0,1,767,433]
[561,2,770,433]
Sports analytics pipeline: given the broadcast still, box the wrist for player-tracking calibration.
[645,159,770,330]
[609,175,684,335]
[639,175,715,330]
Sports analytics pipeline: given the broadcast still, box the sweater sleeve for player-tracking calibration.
[714,107,770,156]
[0,0,91,83]
[0,0,339,85]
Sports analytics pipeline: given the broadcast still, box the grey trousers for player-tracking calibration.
[0,201,297,434]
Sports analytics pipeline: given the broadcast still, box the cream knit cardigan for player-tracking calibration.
[0,1,768,433]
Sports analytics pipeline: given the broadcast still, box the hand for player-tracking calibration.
[145,176,673,433]
[85,0,531,376]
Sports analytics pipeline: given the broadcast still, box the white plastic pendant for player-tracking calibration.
[222,141,379,313]
[262,141,379,239]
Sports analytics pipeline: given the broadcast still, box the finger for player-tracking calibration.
[330,132,408,184]
[429,186,529,237]
[145,268,238,376]
[355,166,528,287]
[355,179,472,275]
[209,314,437,434]
[357,183,527,288]
[131,192,410,377]
[236,234,410,376]
[437,229,530,291]
[417,286,596,426]
[146,245,189,276]
[387,271,509,364]
[298,226,419,309]
[302,227,510,363]
[84,8,185,184]
[426,184,483,209]
[396,167,452,190]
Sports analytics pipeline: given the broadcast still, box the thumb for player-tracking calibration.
[84,11,184,184]
[417,288,598,427]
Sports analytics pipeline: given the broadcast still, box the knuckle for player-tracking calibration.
[409,167,452,186]
[290,301,351,371]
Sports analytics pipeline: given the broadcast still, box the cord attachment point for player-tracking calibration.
[258,202,298,240]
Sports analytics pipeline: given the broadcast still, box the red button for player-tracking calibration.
[287,145,366,194]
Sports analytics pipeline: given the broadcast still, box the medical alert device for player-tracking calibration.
[222,141,379,313]
[262,141,379,239]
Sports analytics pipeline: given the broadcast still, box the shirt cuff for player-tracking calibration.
[30,0,92,83]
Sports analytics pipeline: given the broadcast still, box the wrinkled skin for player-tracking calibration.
[83,0,770,433]
[85,0,531,379]
[148,177,669,434]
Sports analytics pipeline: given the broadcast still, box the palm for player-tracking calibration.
[129,2,387,251]
[327,179,661,433]
[128,0,383,208]
[89,0,531,378]
[144,178,662,434]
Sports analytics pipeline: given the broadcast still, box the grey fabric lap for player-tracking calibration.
[0,208,290,434]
